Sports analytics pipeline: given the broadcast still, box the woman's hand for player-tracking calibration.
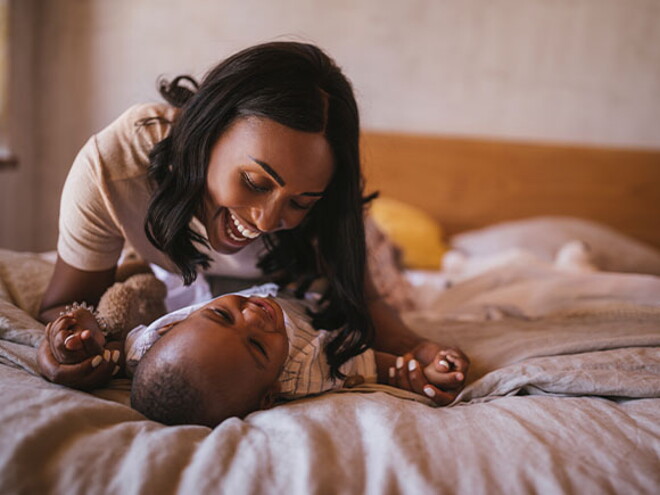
[37,310,121,390]
[44,310,105,364]
[387,341,470,406]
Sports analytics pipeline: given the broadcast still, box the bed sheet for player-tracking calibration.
[1,249,659,494]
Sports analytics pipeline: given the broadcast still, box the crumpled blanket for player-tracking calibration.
[1,249,660,494]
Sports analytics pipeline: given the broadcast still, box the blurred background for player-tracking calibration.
[1,0,659,252]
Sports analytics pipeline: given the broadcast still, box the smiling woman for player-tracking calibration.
[37,41,469,399]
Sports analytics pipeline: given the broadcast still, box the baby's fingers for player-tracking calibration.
[445,351,470,374]
[52,329,88,364]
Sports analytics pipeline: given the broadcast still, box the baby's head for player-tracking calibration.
[131,294,289,427]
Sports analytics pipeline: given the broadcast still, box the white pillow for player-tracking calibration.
[450,216,660,276]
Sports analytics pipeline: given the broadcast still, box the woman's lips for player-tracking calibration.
[224,210,260,242]
[221,209,254,247]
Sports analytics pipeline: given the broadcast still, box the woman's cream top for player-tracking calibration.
[58,103,263,278]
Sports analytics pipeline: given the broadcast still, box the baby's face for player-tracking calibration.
[156,294,289,423]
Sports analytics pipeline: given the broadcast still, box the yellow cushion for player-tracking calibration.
[368,197,447,270]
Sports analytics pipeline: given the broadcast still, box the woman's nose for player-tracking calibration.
[251,204,286,233]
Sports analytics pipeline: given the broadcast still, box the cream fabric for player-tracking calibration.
[1,247,660,494]
[57,103,264,278]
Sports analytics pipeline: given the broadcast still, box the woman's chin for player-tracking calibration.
[209,231,255,254]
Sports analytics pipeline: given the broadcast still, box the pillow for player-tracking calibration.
[368,197,447,270]
[450,216,660,276]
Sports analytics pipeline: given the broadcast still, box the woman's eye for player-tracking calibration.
[242,172,271,193]
[290,199,313,211]
[212,308,233,323]
[250,338,268,358]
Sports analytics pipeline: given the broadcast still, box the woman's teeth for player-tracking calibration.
[227,211,260,241]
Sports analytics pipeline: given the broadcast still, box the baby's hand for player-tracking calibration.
[388,341,470,406]
[38,311,122,390]
[423,349,468,391]
[45,310,106,364]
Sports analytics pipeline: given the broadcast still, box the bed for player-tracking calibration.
[1,133,659,494]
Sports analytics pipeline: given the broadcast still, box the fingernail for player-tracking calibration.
[388,367,395,379]
[91,355,102,368]
[456,372,464,381]
[112,365,120,376]
[423,386,436,398]
[103,350,111,362]
[439,359,450,369]
[396,356,404,369]
[408,359,417,371]
[112,350,121,363]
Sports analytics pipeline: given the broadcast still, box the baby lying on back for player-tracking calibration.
[128,284,465,427]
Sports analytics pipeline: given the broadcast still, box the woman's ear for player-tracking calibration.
[259,382,281,410]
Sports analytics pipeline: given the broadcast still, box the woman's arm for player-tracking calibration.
[366,273,470,396]
[366,273,423,354]
[39,256,116,323]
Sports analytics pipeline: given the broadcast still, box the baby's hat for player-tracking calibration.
[124,283,280,375]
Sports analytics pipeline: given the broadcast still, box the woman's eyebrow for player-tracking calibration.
[249,156,285,186]
[248,155,326,197]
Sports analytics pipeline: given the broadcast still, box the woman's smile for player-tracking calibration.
[222,209,261,246]
[202,116,334,255]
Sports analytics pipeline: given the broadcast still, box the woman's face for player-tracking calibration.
[201,116,335,254]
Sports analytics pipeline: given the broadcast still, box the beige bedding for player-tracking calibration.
[1,249,659,494]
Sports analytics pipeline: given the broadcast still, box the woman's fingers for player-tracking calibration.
[52,329,88,364]
[417,384,457,406]
[64,332,84,351]
[395,354,413,391]
[37,342,118,390]
[400,353,459,405]
[80,329,106,356]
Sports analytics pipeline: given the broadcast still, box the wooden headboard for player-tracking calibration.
[361,132,660,249]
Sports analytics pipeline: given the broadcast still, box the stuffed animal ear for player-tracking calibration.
[97,273,167,339]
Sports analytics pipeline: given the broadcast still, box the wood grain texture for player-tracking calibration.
[361,132,660,249]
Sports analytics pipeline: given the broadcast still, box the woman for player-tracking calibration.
[38,41,468,403]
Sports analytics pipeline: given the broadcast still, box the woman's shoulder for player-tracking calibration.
[93,102,179,179]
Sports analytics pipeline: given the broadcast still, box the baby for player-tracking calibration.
[127,284,465,427]
[39,283,466,427]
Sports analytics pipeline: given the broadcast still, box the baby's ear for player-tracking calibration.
[259,382,281,410]
[156,322,179,336]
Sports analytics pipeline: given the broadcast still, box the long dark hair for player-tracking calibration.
[144,41,373,378]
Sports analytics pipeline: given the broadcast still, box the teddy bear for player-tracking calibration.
[94,256,168,339]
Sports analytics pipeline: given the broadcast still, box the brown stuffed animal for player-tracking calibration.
[96,270,167,340]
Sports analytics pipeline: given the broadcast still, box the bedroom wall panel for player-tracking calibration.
[2,0,659,251]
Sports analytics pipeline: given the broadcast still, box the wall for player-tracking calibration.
[1,0,659,251]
